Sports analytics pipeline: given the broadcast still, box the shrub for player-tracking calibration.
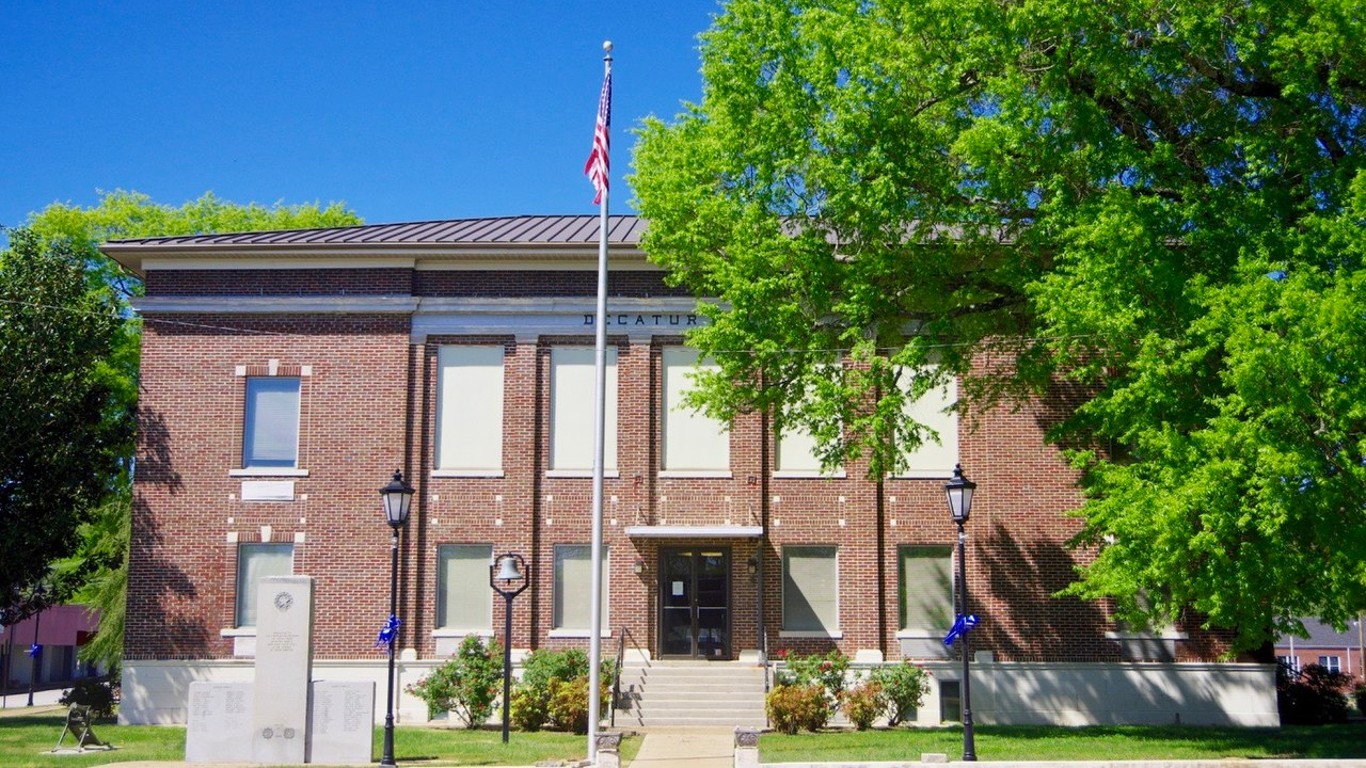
[59,678,116,719]
[406,635,503,728]
[512,648,615,732]
[1277,663,1351,724]
[1354,682,1366,714]
[510,686,549,732]
[869,661,932,726]
[840,680,885,730]
[766,683,831,734]
[547,676,592,734]
[778,650,850,702]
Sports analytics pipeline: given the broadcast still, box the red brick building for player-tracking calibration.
[104,215,1276,726]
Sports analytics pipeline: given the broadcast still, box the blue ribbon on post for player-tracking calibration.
[27,643,41,657]
[376,615,401,650]
[943,614,978,646]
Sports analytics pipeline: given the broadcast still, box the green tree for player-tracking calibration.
[0,229,130,619]
[3,191,362,668]
[631,0,1365,653]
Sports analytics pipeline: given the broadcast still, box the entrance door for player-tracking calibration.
[659,548,730,658]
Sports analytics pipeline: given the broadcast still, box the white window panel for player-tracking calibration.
[437,544,493,631]
[243,377,300,468]
[899,546,953,632]
[236,543,294,627]
[662,347,729,472]
[776,424,823,474]
[436,346,504,472]
[896,368,958,478]
[553,545,610,631]
[782,545,838,633]
[550,347,618,472]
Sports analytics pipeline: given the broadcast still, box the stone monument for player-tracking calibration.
[185,575,374,764]
[251,575,313,765]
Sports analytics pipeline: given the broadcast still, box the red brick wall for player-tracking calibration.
[129,312,411,659]
[146,268,412,296]
[126,266,1223,664]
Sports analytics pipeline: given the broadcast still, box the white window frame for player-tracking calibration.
[435,544,494,635]
[234,543,294,628]
[661,347,730,476]
[1318,655,1341,673]
[780,545,841,638]
[434,345,505,477]
[242,377,301,470]
[548,347,618,476]
[550,544,611,637]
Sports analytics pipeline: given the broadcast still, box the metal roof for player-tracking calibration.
[1279,618,1364,649]
[105,215,646,248]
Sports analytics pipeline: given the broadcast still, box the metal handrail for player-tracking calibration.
[609,625,648,727]
[763,629,772,692]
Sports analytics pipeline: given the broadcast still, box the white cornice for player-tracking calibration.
[141,256,417,271]
[132,296,421,314]
[106,243,651,275]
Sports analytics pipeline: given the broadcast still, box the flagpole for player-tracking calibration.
[587,39,613,763]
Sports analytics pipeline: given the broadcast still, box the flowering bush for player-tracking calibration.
[869,662,932,726]
[840,680,885,730]
[766,683,831,734]
[778,649,850,702]
[406,635,502,728]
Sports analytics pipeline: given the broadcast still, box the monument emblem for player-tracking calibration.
[273,592,294,611]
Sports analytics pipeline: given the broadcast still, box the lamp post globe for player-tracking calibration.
[378,470,413,768]
[944,463,977,761]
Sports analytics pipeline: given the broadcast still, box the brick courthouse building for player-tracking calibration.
[104,215,1276,726]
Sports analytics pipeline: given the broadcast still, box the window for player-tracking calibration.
[435,545,493,631]
[781,545,839,635]
[1318,655,1341,673]
[775,365,843,476]
[243,377,300,468]
[1278,655,1301,674]
[550,347,617,473]
[436,346,504,474]
[552,545,610,633]
[775,423,824,474]
[898,546,953,633]
[235,543,293,627]
[661,347,729,473]
[895,367,958,478]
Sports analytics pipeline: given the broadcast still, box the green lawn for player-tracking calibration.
[760,723,1366,762]
[0,709,638,768]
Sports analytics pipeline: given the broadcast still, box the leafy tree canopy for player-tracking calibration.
[631,0,1365,652]
[2,191,361,644]
[0,229,129,619]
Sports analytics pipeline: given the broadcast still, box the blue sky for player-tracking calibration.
[1,1,719,229]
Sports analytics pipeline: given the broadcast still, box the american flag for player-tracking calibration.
[584,71,612,205]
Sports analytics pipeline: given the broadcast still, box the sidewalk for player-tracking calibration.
[631,727,735,768]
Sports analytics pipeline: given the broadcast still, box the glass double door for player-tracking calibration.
[659,548,730,659]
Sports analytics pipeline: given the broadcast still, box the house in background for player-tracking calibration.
[102,215,1278,728]
[1,605,101,699]
[1276,618,1365,679]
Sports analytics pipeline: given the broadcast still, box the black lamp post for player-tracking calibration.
[26,586,45,708]
[944,464,977,761]
[490,552,529,744]
[378,470,414,768]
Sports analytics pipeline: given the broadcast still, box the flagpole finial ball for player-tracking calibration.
[603,40,613,53]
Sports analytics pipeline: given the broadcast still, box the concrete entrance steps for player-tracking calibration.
[615,659,768,728]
